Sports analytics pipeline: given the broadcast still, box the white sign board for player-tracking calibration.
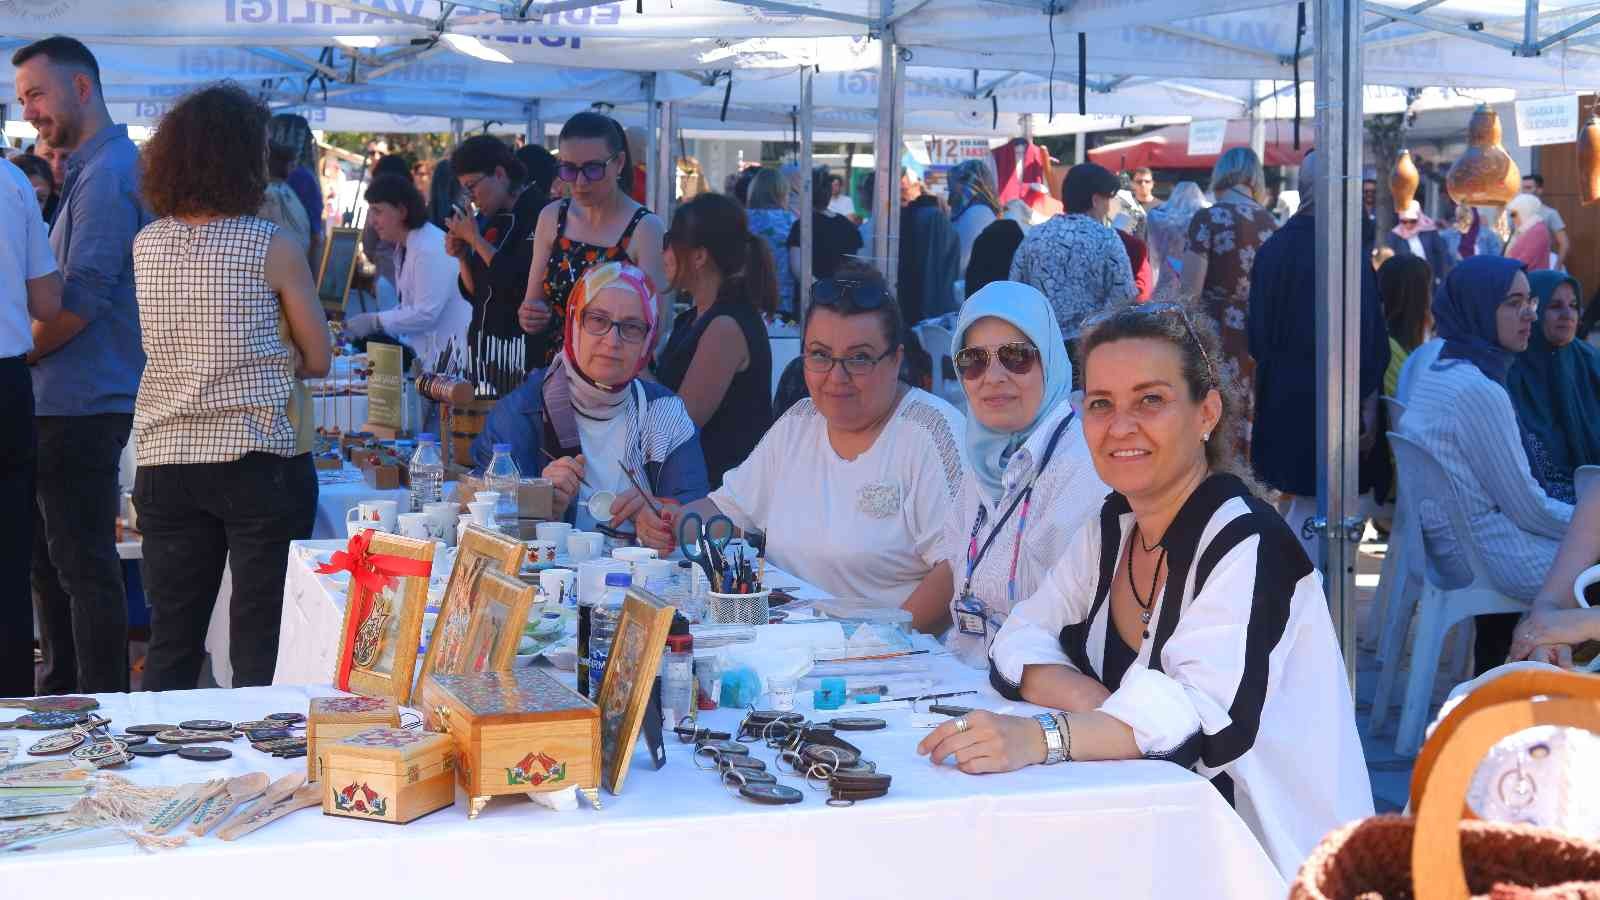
[1514,95,1579,147]
[1187,119,1228,156]
[925,137,992,166]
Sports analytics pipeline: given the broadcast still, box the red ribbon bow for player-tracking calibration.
[318,529,433,690]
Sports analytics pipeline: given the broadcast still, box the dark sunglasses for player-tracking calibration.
[955,342,1040,380]
[1083,302,1217,383]
[556,152,619,184]
[811,278,889,311]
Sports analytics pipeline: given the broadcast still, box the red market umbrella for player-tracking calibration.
[1089,120,1315,172]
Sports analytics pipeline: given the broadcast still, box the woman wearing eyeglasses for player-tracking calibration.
[474,262,707,545]
[918,303,1370,879]
[939,282,1108,668]
[518,112,668,366]
[656,263,963,630]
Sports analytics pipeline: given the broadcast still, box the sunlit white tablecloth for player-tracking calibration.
[2,675,1285,900]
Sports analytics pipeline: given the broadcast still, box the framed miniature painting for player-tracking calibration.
[462,570,537,675]
[415,525,525,695]
[331,531,435,705]
[595,587,675,795]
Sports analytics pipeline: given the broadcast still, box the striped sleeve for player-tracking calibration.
[1456,379,1573,540]
[1098,509,1306,763]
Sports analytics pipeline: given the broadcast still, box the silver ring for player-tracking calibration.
[954,716,970,734]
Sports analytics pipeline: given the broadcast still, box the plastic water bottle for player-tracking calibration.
[485,443,521,532]
[408,434,443,512]
[583,572,631,700]
[659,613,694,725]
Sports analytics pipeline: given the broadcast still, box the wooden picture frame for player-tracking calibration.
[462,570,537,675]
[334,532,435,705]
[316,226,361,317]
[595,586,675,795]
[415,525,525,695]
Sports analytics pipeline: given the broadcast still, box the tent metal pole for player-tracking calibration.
[524,100,542,147]
[799,67,816,320]
[1249,81,1267,162]
[872,33,898,286]
[1521,0,1541,54]
[1313,0,1364,691]
[645,74,660,217]
[655,100,676,222]
[885,42,907,294]
[450,117,464,148]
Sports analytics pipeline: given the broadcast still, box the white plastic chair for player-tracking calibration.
[912,322,965,412]
[1386,432,1529,756]
[1367,398,1419,731]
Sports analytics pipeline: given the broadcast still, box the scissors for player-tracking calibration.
[679,512,735,588]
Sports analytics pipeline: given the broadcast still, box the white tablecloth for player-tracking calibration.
[3,681,1283,900]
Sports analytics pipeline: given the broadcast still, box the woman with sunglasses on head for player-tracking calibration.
[518,112,667,366]
[474,261,707,547]
[657,193,776,489]
[657,263,963,631]
[919,303,1370,879]
[939,282,1109,668]
[446,135,549,374]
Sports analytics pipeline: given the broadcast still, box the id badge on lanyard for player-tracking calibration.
[955,593,989,637]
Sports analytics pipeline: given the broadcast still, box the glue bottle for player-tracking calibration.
[659,613,694,725]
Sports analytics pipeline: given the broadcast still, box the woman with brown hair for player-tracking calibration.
[657,192,776,487]
[919,302,1370,879]
[132,82,332,690]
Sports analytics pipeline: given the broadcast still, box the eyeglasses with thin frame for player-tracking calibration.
[803,345,897,378]
[458,173,489,194]
[1081,302,1217,385]
[580,309,650,344]
[556,152,620,184]
[954,341,1040,381]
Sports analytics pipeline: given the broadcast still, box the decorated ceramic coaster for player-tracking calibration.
[177,747,232,762]
[265,713,306,725]
[1,711,89,731]
[178,720,233,732]
[128,743,180,758]
[156,729,236,745]
[113,734,149,747]
[0,696,100,714]
[71,740,129,766]
[125,724,177,736]
[26,731,85,756]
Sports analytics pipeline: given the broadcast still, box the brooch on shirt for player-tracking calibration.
[856,482,902,519]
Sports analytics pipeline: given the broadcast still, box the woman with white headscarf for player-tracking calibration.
[1506,192,1555,272]
[941,282,1109,667]
[1145,182,1206,304]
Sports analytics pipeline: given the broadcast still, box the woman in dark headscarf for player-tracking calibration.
[1507,271,1600,504]
[1396,255,1573,670]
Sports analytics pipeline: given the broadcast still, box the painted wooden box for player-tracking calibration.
[321,727,455,824]
[420,668,601,817]
[307,695,401,782]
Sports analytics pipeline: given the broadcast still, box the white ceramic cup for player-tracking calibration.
[537,521,574,546]
[467,501,497,528]
[528,539,559,564]
[347,499,398,533]
[397,512,432,540]
[587,490,616,524]
[634,558,674,592]
[474,491,502,510]
[423,502,459,544]
[567,531,597,563]
[346,520,371,540]
[613,546,658,564]
[539,568,577,605]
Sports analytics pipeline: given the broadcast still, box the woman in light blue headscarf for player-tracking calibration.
[940,281,1109,667]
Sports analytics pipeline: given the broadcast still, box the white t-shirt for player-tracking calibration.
[827,195,857,218]
[711,388,966,609]
[575,412,633,532]
[0,159,56,358]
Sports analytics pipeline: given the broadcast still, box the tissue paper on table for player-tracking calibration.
[717,644,813,695]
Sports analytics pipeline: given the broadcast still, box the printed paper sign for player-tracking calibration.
[1514,95,1578,147]
[1188,119,1229,156]
[365,343,404,432]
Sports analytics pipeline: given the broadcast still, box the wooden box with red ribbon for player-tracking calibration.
[318,529,436,708]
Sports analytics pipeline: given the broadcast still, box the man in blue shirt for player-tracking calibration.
[14,36,150,694]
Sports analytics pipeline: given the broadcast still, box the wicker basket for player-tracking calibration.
[1291,670,1600,900]
[707,590,770,626]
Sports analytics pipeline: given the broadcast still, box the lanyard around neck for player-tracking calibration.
[960,412,1074,603]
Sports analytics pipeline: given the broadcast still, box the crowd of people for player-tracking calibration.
[6,32,1600,879]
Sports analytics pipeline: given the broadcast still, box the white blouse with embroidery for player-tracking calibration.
[711,388,965,609]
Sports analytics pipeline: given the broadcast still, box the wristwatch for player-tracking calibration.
[1035,713,1067,765]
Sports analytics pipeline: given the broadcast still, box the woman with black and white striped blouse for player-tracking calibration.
[132,85,331,691]
[918,303,1371,880]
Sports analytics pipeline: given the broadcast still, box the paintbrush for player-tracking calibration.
[619,463,664,518]
[541,446,593,488]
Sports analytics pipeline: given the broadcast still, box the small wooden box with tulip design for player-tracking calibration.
[419,668,602,818]
[321,727,456,824]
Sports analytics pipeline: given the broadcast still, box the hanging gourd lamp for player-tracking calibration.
[1390,149,1420,214]
[1580,114,1600,205]
[1446,105,1521,207]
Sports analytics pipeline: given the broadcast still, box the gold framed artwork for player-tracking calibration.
[463,571,537,674]
[595,586,675,795]
[331,531,436,706]
[316,226,361,317]
[415,525,526,694]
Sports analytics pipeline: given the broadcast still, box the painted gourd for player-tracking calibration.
[1446,105,1520,207]
[1390,149,1419,214]
[1581,115,1600,206]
